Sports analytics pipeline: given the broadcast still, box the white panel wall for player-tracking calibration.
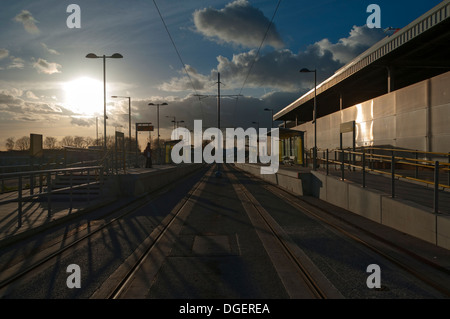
[292,71,450,154]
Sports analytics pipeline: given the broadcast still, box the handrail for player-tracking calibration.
[366,147,450,157]
[0,165,105,228]
[313,146,449,214]
[0,165,103,179]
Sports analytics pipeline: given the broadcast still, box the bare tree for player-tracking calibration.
[73,136,85,148]
[84,136,94,148]
[44,136,58,149]
[60,136,74,147]
[5,137,15,151]
[16,136,30,151]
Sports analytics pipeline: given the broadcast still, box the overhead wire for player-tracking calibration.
[233,0,283,124]
[152,0,206,121]
[237,0,282,98]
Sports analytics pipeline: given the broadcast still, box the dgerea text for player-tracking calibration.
[179,303,270,316]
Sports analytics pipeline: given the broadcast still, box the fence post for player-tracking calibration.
[334,150,337,171]
[362,149,366,188]
[18,176,22,228]
[87,168,90,204]
[415,151,419,179]
[47,172,52,217]
[341,149,345,180]
[30,173,34,196]
[70,171,73,210]
[326,149,329,176]
[391,151,395,198]
[447,154,450,187]
[434,161,440,214]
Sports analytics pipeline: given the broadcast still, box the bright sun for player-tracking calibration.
[64,77,103,115]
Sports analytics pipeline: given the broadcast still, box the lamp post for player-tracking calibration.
[86,53,123,151]
[111,95,132,153]
[166,116,176,130]
[148,102,168,163]
[172,120,184,129]
[300,68,317,170]
[264,108,274,128]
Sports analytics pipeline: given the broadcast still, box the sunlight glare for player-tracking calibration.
[64,77,103,116]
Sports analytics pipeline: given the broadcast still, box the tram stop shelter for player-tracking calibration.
[267,128,305,166]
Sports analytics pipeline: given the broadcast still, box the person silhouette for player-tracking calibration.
[144,143,152,168]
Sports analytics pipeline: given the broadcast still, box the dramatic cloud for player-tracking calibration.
[70,116,95,127]
[314,25,386,64]
[193,0,284,49]
[158,65,212,92]
[41,43,60,55]
[161,25,386,94]
[32,58,62,74]
[13,10,40,34]
[8,57,25,70]
[25,91,39,100]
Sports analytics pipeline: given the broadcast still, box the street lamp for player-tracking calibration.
[172,120,184,129]
[300,68,317,170]
[148,102,168,163]
[86,53,123,151]
[264,108,274,128]
[166,116,176,130]
[111,95,132,153]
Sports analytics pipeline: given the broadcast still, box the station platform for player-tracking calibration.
[1,162,449,250]
[285,164,450,213]
[235,162,450,250]
[0,164,198,247]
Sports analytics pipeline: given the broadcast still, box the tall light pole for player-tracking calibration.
[86,53,123,151]
[148,102,168,163]
[112,95,132,153]
[172,120,184,129]
[300,68,317,170]
[166,115,176,130]
[264,108,274,128]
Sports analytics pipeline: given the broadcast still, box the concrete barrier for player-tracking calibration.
[381,196,437,244]
[115,164,204,197]
[235,163,450,250]
[234,163,303,196]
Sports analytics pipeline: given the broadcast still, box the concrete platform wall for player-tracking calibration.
[234,163,303,196]
[309,171,450,250]
[235,163,450,250]
[112,164,204,197]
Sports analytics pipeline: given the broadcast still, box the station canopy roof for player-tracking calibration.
[275,1,450,123]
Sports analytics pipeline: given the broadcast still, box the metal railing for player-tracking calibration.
[0,166,104,228]
[313,147,450,214]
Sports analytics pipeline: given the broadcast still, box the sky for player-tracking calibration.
[0,0,444,150]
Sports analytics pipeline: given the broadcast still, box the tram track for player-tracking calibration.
[226,165,341,299]
[0,165,208,297]
[234,165,450,298]
[104,164,343,299]
[98,166,214,299]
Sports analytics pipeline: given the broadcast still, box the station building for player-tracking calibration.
[274,1,450,161]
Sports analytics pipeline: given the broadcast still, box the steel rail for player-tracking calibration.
[226,166,328,299]
[236,166,450,297]
[107,166,213,299]
[0,166,207,294]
